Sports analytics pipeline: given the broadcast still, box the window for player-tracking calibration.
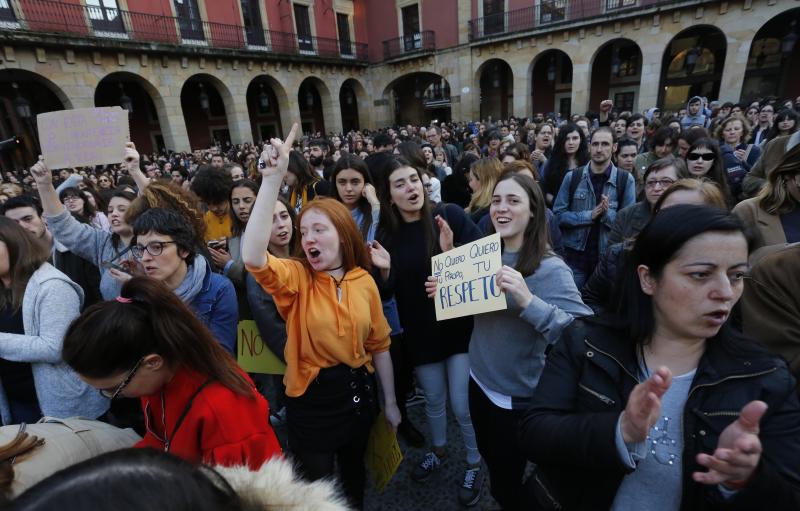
[174,0,204,41]
[294,4,314,54]
[401,4,420,52]
[336,12,352,56]
[538,0,566,25]
[606,0,637,10]
[241,0,266,46]
[483,0,504,36]
[0,0,17,23]
[86,0,125,34]
[614,92,635,112]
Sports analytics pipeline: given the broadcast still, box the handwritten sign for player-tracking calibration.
[364,411,403,493]
[236,320,286,375]
[431,232,507,321]
[37,107,129,169]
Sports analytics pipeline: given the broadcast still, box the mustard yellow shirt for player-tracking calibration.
[204,211,232,242]
[246,255,391,397]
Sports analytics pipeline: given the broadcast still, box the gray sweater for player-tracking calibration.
[46,208,127,300]
[469,252,592,403]
[0,264,109,424]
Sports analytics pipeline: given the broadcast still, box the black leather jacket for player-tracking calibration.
[519,319,800,511]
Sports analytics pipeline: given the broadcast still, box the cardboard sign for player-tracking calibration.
[37,107,129,169]
[236,320,286,375]
[431,233,507,321]
[364,411,403,493]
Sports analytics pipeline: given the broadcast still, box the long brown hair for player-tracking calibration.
[0,217,50,311]
[296,198,371,272]
[62,278,253,397]
[757,144,800,215]
[486,173,551,276]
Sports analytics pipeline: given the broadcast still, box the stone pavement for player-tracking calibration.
[362,402,500,511]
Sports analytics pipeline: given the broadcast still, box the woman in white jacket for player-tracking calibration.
[0,217,108,424]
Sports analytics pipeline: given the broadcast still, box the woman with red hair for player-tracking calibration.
[242,124,400,510]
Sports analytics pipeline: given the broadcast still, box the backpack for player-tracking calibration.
[567,167,629,209]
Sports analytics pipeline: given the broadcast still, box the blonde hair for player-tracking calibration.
[467,158,504,213]
[714,114,752,144]
[757,144,800,215]
[653,178,728,213]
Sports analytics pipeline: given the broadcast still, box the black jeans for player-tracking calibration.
[390,333,413,418]
[469,378,532,510]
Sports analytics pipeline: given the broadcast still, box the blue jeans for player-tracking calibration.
[415,353,481,465]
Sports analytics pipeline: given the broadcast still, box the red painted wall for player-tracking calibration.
[353,0,368,45]
[421,0,457,49]
[365,0,398,62]
[313,2,337,40]
[127,0,178,44]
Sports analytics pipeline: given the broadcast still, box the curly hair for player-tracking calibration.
[190,165,233,205]
[125,182,206,246]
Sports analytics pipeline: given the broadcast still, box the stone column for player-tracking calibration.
[637,44,664,111]
[158,95,191,152]
[322,90,344,135]
[570,60,591,115]
[718,34,752,104]
[512,62,530,118]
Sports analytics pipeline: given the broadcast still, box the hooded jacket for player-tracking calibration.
[217,458,350,510]
[0,264,109,424]
[246,256,391,398]
[681,96,709,129]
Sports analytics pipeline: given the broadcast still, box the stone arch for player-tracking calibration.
[180,73,236,149]
[94,71,167,154]
[0,69,71,167]
[742,7,800,103]
[245,75,290,142]
[474,58,514,121]
[658,25,727,111]
[381,72,453,125]
[340,77,368,132]
[529,49,573,118]
[298,76,333,135]
[588,38,644,113]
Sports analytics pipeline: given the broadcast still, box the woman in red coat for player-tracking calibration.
[61,277,281,470]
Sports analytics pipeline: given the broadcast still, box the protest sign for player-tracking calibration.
[364,411,403,493]
[237,320,286,375]
[431,232,507,321]
[37,107,129,169]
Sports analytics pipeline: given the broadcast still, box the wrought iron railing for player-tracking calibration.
[0,0,368,62]
[468,0,658,41]
[382,31,435,60]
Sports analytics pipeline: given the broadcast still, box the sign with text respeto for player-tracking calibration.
[431,233,507,321]
[37,107,129,170]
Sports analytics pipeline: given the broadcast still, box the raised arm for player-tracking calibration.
[241,123,298,269]
[122,142,151,194]
[29,157,66,218]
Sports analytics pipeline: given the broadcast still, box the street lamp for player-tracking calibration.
[546,57,556,82]
[198,83,210,114]
[345,89,354,105]
[782,21,798,59]
[12,83,31,120]
[492,64,501,88]
[305,88,314,107]
[258,83,269,110]
[118,83,133,114]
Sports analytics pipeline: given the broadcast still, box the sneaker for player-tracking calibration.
[458,465,484,507]
[405,388,426,407]
[398,419,426,448]
[411,451,443,482]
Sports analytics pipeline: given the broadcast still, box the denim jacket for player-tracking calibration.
[190,262,238,354]
[553,163,636,256]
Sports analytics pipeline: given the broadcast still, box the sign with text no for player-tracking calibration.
[37,107,129,169]
[431,233,507,321]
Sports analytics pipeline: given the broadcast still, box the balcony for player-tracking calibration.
[468,0,661,41]
[0,0,368,62]
[382,31,435,61]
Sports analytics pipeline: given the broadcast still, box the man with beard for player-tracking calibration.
[308,139,332,179]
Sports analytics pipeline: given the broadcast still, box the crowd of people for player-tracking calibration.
[0,91,797,511]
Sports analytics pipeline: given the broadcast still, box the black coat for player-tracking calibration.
[519,319,800,511]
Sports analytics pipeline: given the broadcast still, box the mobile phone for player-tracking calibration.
[101,261,132,275]
[208,240,227,251]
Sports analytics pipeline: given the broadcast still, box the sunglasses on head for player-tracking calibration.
[687,152,715,162]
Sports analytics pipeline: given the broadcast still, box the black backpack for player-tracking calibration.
[567,167,630,209]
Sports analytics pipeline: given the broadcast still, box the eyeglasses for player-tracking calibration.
[131,241,177,259]
[645,178,676,189]
[100,358,143,399]
[62,196,82,203]
[687,153,715,162]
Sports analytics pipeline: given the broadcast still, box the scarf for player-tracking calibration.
[173,255,207,304]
